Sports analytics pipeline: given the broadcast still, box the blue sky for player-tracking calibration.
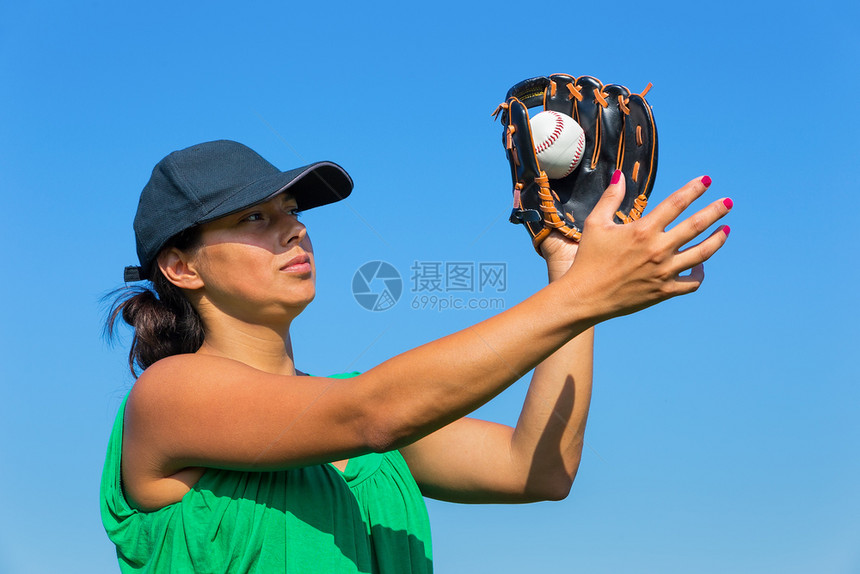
[1,0,858,572]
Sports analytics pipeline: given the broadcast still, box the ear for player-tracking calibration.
[157,247,205,290]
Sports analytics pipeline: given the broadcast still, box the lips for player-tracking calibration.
[280,253,312,274]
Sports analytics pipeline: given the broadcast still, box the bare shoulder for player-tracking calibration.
[123,353,378,485]
[127,354,290,422]
[130,353,257,397]
[125,353,323,449]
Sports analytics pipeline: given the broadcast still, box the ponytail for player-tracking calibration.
[105,227,204,376]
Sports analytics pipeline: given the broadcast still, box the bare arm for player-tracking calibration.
[400,236,595,502]
[125,175,730,504]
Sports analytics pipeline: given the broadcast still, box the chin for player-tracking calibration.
[290,288,316,311]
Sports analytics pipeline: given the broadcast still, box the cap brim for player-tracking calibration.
[199,161,353,223]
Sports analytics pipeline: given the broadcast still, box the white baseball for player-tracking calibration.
[529,111,586,179]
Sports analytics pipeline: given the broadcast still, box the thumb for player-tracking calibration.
[589,169,626,223]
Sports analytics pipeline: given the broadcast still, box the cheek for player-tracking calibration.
[197,246,273,291]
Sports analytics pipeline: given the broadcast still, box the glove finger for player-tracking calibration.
[617,92,658,219]
[570,76,603,179]
[503,97,546,239]
[552,76,607,228]
[505,76,551,110]
[597,84,630,170]
[505,98,540,183]
[543,73,577,117]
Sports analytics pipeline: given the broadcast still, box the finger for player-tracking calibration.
[671,225,731,273]
[645,175,712,230]
[587,169,625,224]
[665,196,734,247]
[672,263,706,296]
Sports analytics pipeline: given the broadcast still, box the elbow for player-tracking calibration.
[359,407,420,454]
[542,478,574,501]
[362,424,401,454]
[356,378,430,453]
[523,462,580,502]
[527,475,574,502]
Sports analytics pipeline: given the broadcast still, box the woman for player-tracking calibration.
[102,139,731,573]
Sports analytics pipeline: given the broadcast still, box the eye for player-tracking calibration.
[281,200,302,218]
[242,212,265,223]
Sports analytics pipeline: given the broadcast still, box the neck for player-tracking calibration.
[196,316,298,376]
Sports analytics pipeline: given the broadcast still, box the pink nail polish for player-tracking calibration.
[702,175,712,187]
[723,198,733,209]
[722,225,731,237]
[611,170,622,185]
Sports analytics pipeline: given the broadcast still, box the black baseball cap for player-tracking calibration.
[124,140,353,282]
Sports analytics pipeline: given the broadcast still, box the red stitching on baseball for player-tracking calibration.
[562,133,585,176]
[535,112,565,154]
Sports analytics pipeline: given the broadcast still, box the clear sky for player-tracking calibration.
[1,1,858,572]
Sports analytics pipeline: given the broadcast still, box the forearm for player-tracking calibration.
[505,260,594,498]
[400,320,594,503]
[511,329,594,498]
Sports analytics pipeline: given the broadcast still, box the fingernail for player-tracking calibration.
[702,175,712,187]
[611,170,622,185]
[722,225,731,237]
[722,198,733,210]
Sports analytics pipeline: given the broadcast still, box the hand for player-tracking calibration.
[565,172,731,320]
[539,232,580,281]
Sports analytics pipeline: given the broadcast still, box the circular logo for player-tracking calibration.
[352,261,402,311]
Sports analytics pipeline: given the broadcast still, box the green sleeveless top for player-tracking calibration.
[100,373,433,573]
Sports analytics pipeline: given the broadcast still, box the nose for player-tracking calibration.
[278,212,307,248]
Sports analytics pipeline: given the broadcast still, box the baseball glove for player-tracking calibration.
[493,74,658,250]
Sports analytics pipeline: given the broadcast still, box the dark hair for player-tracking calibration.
[105,227,205,377]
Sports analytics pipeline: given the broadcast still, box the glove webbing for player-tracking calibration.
[616,194,648,223]
[535,173,582,243]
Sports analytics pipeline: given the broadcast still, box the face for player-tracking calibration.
[184,192,316,326]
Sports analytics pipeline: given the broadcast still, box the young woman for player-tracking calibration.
[101,139,731,573]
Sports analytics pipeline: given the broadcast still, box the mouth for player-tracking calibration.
[280,253,312,274]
